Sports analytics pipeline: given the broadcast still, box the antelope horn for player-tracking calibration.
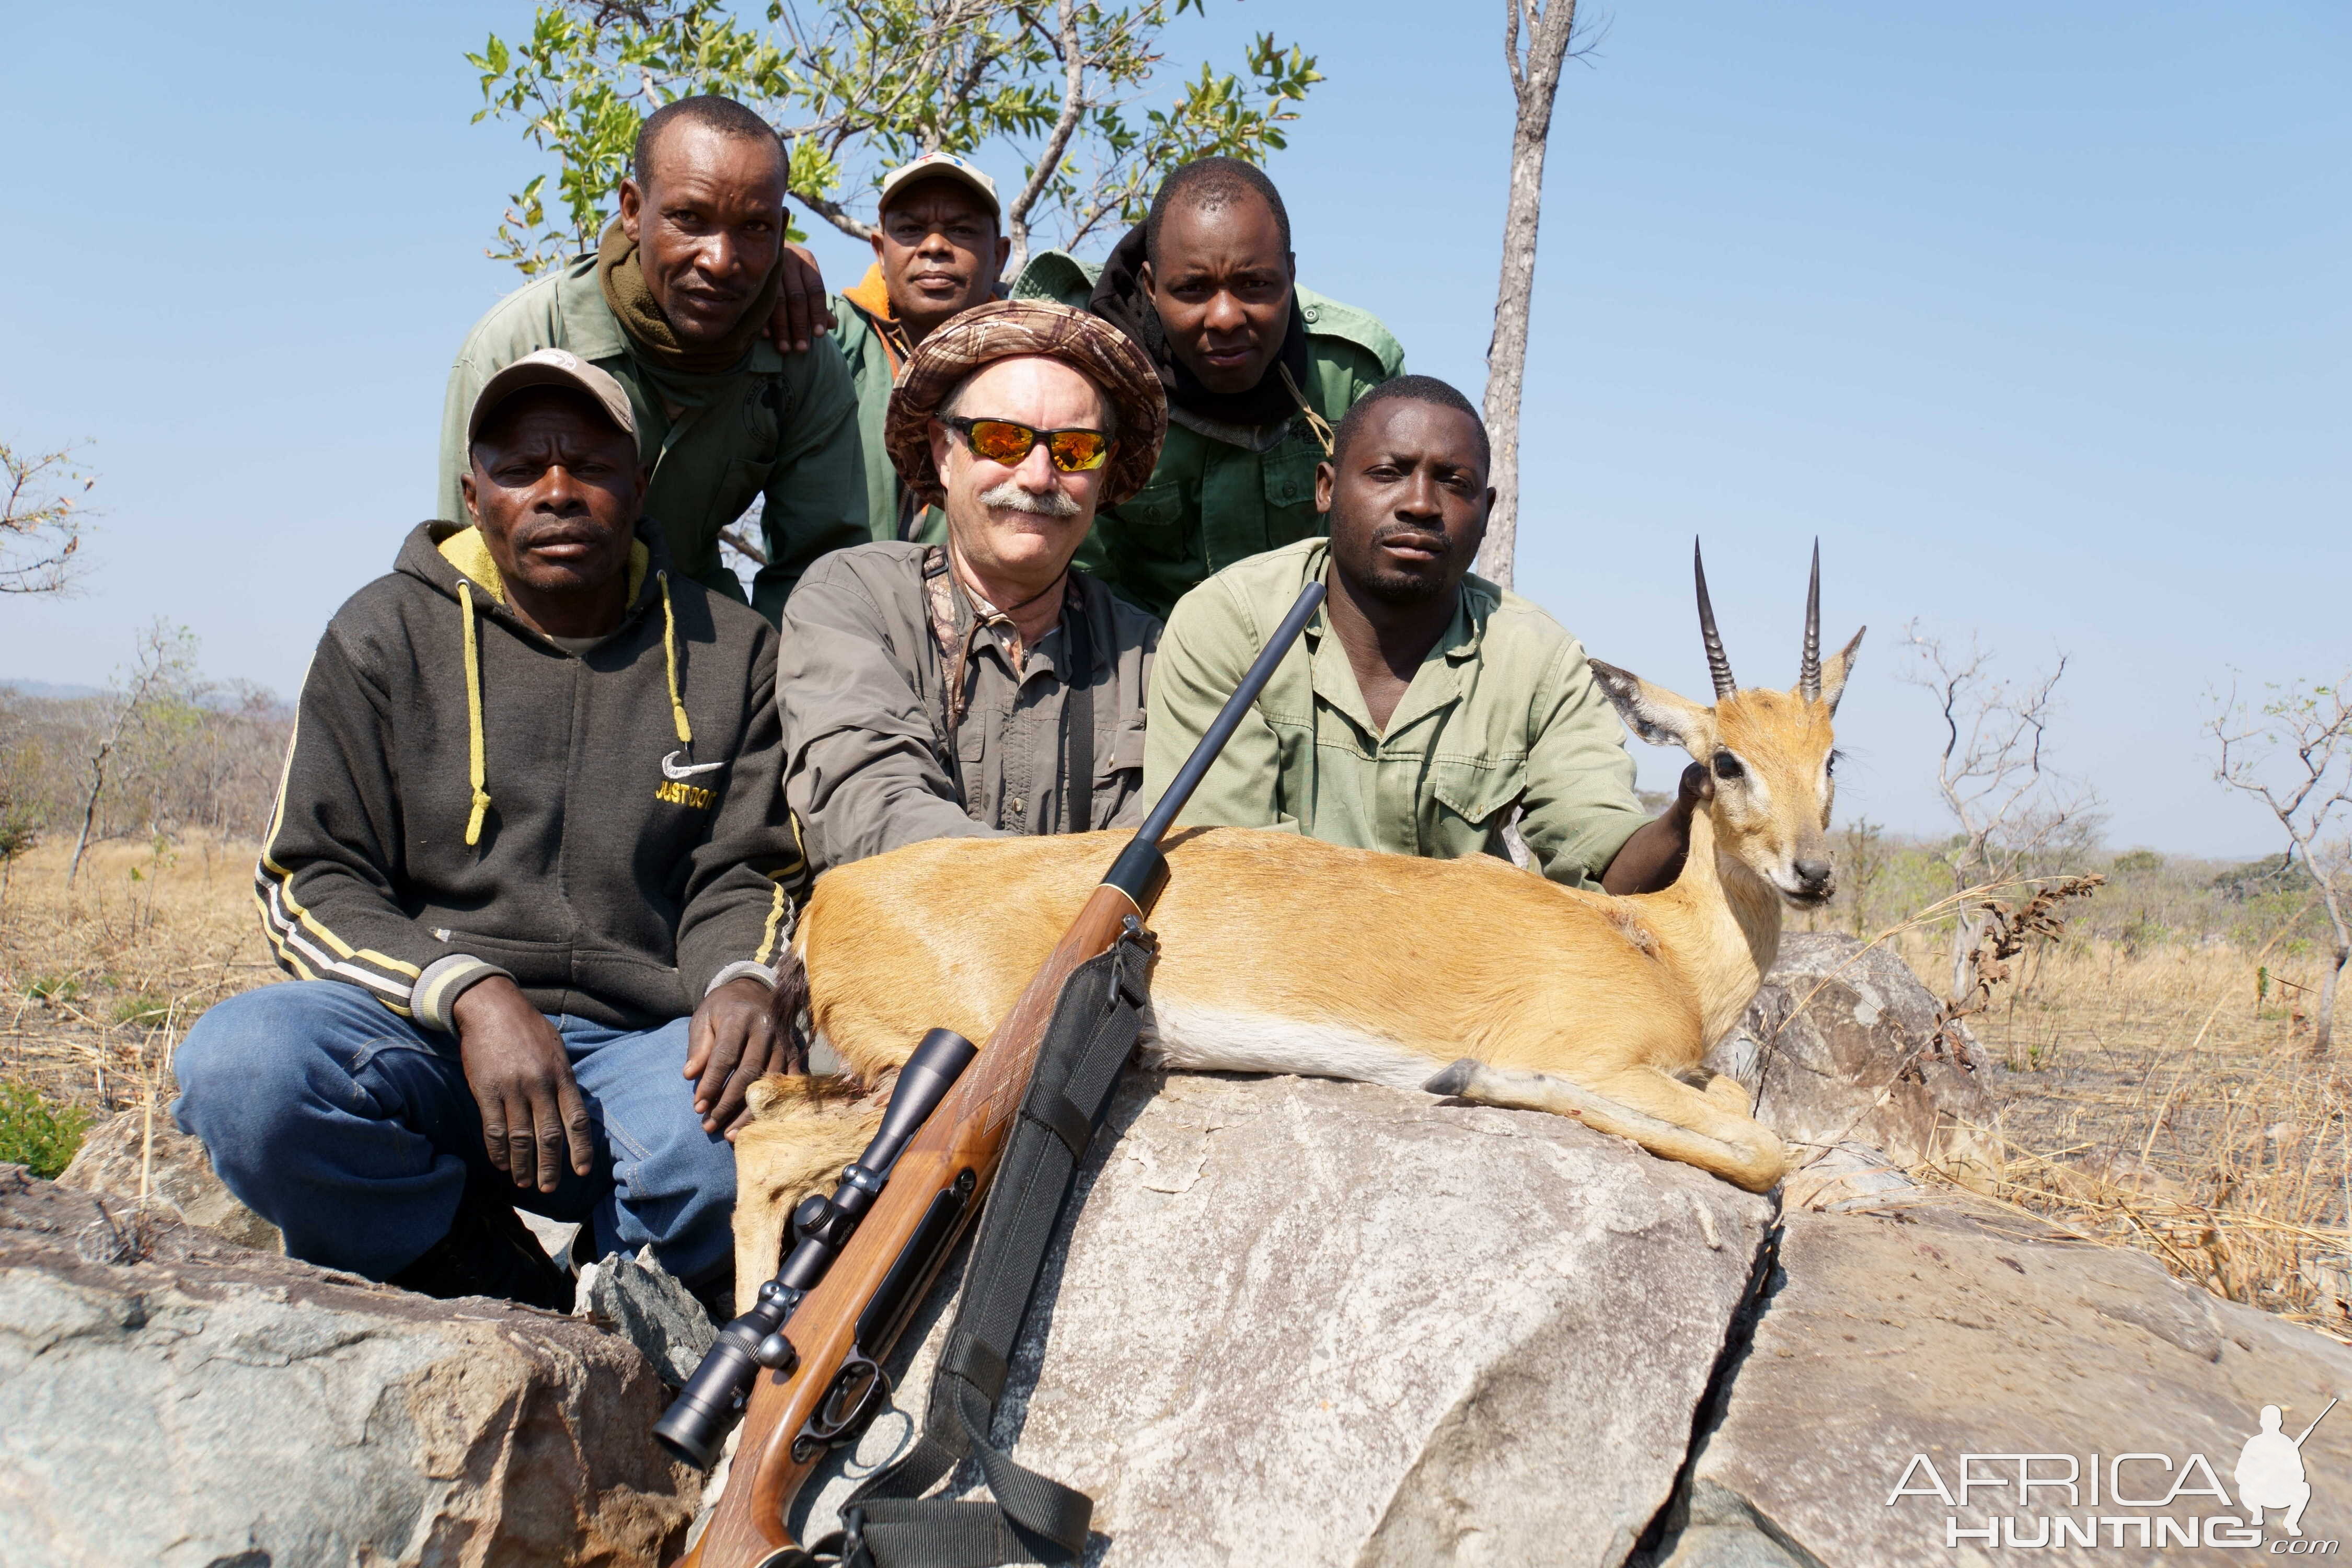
[1693,539,1736,700]
[1798,538,1823,701]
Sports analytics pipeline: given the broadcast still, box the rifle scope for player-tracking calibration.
[653,1026,978,1468]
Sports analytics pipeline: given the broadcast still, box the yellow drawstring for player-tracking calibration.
[457,581,492,846]
[658,571,692,745]
[1278,363,1336,456]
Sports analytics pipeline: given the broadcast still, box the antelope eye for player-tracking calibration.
[1712,751,1745,781]
[1826,750,1842,777]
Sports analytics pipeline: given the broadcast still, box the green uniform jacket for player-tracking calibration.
[1011,251,1403,621]
[1144,539,1648,890]
[438,256,868,622]
[829,280,947,547]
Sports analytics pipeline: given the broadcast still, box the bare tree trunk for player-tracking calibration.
[1947,909,1978,1005]
[2319,944,2347,1057]
[1004,0,1086,280]
[66,737,114,889]
[1475,0,1582,591]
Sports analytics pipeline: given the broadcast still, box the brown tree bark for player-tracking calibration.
[1476,0,1585,591]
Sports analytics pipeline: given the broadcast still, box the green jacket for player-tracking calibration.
[438,256,868,622]
[1144,539,1647,890]
[1011,251,1403,621]
[828,270,947,547]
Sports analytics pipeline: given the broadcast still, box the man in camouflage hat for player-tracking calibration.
[776,298,1168,876]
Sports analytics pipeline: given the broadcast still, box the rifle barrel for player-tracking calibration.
[1102,579,1322,904]
[683,578,1327,1566]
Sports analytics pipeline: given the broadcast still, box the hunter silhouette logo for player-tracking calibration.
[1884,1397,2342,1551]
[2239,1398,2334,1537]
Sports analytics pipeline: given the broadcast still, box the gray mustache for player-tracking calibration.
[977,480,1083,519]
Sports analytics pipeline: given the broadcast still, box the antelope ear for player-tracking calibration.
[1588,659,1714,755]
[1817,627,1865,715]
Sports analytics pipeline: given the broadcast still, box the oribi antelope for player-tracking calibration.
[733,545,1862,1300]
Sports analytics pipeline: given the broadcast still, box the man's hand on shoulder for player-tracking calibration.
[453,976,595,1194]
[685,976,790,1140]
[767,243,838,354]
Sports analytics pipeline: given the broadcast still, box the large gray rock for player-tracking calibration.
[1710,935,2000,1187]
[0,1166,695,1567]
[57,1109,282,1253]
[1652,1199,2352,1566]
[782,1071,1776,1567]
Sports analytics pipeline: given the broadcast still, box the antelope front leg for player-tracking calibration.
[727,1075,889,1312]
[1426,1059,1789,1194]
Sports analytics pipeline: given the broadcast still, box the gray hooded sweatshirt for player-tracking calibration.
[255,520,800,1031]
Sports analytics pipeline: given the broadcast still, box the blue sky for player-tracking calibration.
[2,2,2344,856]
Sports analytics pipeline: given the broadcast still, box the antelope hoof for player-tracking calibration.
[1424,1058,1480,1098]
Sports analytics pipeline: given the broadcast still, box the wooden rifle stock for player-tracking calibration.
[683,579,1324,1567]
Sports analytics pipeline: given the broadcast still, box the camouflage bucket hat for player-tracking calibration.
[885,298,1168,509]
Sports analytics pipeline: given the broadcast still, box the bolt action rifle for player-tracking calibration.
[665,580,1327,1567]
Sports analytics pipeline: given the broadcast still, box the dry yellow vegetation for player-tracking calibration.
[0,833,273,1123]
[1895,926,2352,1337]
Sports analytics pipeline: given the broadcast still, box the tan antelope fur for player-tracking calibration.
[732,545,1862,1304]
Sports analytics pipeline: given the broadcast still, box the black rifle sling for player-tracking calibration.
[825,928,1152,1567]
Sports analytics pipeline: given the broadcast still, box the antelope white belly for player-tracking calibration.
[1143,1003,1437,1092]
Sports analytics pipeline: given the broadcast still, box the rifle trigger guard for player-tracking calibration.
[802,1349,892,1451]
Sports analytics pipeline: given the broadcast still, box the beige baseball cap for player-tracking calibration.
[878,152,1001,222]
[466,348,639,447]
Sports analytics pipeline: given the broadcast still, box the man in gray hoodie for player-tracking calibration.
[175,350,799,1310]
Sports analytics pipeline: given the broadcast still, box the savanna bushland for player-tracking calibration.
[7,636,2351,1334]
[6,0,2349,1354]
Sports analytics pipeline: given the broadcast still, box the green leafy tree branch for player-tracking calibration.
[467,0,1322,276]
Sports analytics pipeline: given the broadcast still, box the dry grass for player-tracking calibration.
[1887,927,2352,1336]
[0,833,276,1126]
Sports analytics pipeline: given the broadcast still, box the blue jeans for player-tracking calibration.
[172,980,735,1286]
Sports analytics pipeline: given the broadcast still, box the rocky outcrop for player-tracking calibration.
[581,1243,717,1389]
[1711,934,2000,1186]
[57,1109,281,1253]
[785,1071,1778,1567]
[0,1166,696,1567]
[1651,1200,2352,1565]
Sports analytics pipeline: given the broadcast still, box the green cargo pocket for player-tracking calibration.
[1261,439,1325,545]
[1429,758,1521,835]
[1261,442,1321,509]
[1108,483,1188,559]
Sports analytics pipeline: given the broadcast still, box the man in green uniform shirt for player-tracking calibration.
[830,152,1011,545]
[1145,376,1704,893]
[1014,156,1403,620]
[439,95,866,621]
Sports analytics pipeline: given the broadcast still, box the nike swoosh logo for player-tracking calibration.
[662,750,728,780]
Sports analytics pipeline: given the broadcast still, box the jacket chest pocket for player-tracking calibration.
[1107,483,1188,560]
[1260,440,1325,540]
[1427,757,1523,854]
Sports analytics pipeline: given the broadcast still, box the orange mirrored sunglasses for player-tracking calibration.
[940,416,1112,474]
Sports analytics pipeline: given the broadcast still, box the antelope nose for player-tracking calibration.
[1794,858,1834,890]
